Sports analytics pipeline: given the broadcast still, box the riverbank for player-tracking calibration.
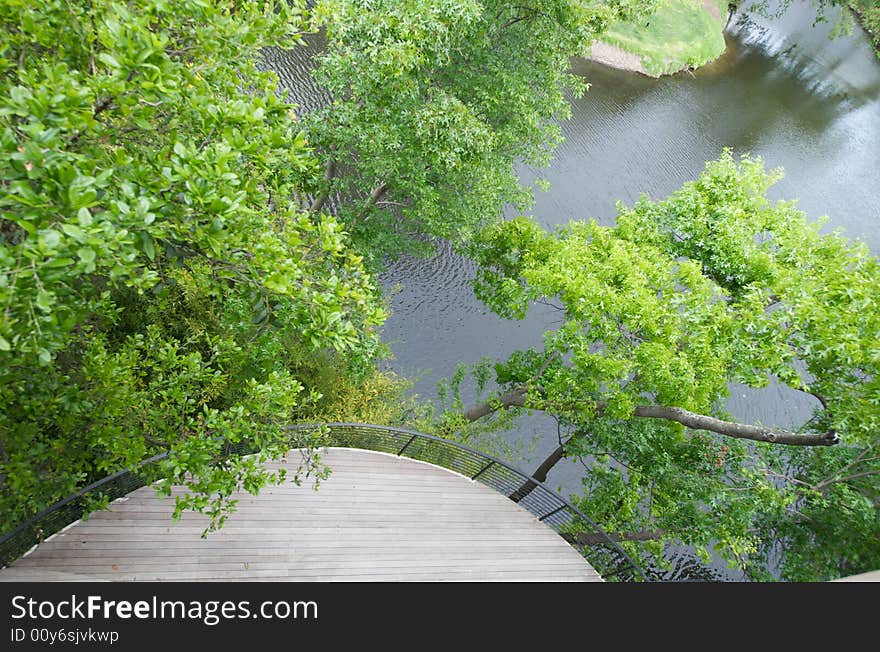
[587,0,729,77]
[588,0,879,77]
[849,0,880,57]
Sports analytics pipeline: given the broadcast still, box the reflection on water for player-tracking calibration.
[729,3,880,103]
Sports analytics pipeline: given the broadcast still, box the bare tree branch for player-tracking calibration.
[355,181,389,221]
[367,182,388,207]
[796,384,828,410]
[463,386,528,421]
[375,200,408,208]
[632,405,838,446]
[509,442,565,502]
[814,469,880,493]
[143,432,166,448]
[811,444,877,492]
[464,386,839,446]
[309,158,337,214]
[563,529,665,546]
[536,298,565,311]
[765,467,812,488]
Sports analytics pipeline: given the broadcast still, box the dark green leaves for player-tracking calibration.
[306,0,657,261]
[0,0,386,534]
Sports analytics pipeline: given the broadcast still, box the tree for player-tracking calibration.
[301,0,657,261]
[0,0,660,541]
[0,0,389,533]
[452,152,879,579]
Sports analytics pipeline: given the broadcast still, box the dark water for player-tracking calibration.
[265,4,880,579]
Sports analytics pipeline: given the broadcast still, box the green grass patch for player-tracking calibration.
[602,0,729,76]
[849,0,880,57]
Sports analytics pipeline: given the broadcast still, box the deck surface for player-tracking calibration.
[0,449,601,582]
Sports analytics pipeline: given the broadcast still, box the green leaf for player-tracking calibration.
[97,52,121,69]
[77,246,96,264]
[61,223,85,242]
[141,232,156,261]
[68,176,97,209]
[9,86,30,105]
[42,229,62,249]
[77,207,93,227]
[35,291,54,312]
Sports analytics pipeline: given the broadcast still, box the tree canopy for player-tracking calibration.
[1,0,662,539]
[452,152,879,579]
[0,0,390,532]
[302,0,657,260]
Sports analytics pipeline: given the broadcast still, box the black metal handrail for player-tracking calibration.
[0,451,172,570]
[0,423,647,581]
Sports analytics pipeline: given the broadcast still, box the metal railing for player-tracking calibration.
[0,452,170,570]
[0,423,647,581]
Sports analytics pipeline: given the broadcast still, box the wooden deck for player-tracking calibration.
[0,449,601,582]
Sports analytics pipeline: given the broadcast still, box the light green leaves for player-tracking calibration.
[466,152,880,579]
[40,228,61,249]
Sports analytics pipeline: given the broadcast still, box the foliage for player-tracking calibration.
[303,0,658,262]
[3,0,875,584]
[461,152,880,579]
[0,0,389,533]
[849,0,880,56]
[750,443,879,580]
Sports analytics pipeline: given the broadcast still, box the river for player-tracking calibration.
[266,3,880,579]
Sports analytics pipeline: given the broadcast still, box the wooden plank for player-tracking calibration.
[33,530,565,542]
[81,506,552,519]
[0,569,107,582]
[2,448,602,582]
[29,540,573,554]
[11,559,592,575]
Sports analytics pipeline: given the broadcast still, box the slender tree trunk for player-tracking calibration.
[509,443,565,502]
[464,387,838,446]
[563,529,665,546]
[365,182,388,209]
[309,159,336,214]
